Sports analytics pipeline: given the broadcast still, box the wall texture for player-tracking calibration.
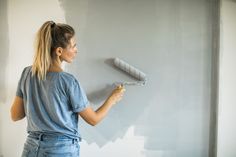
[0,0,9,155]
[0,0,219,157]
[59,0,216,156]
[217,0,236,157]
[0,0,9,103]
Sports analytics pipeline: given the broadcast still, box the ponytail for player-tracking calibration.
[32,21,75,80]
[32,21,53,80]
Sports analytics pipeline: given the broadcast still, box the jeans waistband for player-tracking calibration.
[28,132,80,143]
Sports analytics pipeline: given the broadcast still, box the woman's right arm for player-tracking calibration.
[10,96,25,121]
[79,85,125,126]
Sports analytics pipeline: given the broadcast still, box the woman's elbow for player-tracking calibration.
[11,115,25,121]
[11,116,19,122]
[10,108,16,121]
[10,109,25,122]
[10,96,25,122]
[87,119,99,126]
[10,113,19,121]
[79,107,101,126]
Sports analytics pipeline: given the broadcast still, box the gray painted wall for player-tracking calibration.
[0,0,9,103]
[0,0,9,155]
[59,0,215,156]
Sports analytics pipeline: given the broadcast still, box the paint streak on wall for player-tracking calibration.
[0,0,9,103]
[0,0,9,155]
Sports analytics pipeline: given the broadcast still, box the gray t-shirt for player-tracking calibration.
[16,66,89,139]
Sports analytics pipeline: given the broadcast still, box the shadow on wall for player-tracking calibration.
[0,0,9,103]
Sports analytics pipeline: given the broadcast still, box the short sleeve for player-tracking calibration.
[68,78,89,113]
[16,67,27,98]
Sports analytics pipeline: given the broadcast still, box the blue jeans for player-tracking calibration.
[21,132,80,157]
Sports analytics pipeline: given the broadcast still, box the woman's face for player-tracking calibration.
[60,36,78,63]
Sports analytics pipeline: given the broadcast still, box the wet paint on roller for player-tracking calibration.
[113,58,147,86]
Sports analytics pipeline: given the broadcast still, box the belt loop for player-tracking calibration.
[72,138,78,144]
[38,133,43,141]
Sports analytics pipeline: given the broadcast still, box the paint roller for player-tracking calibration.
[113,58,147,86]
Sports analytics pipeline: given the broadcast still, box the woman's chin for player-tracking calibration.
[65,59,73,63]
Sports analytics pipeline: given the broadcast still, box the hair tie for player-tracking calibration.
[51,21,56,28]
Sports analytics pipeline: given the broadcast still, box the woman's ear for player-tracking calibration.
[55,47,63,56]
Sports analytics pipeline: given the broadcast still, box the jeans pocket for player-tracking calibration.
[43,143,79,157]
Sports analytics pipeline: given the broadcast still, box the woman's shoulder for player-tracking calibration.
[22,65,32,71]
[20,66,32,76]
[57,71,79,84]
[58,71,75,79]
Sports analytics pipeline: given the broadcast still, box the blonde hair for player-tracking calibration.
[32,21,75,80]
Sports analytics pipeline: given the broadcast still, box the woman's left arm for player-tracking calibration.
[10,96,25,121]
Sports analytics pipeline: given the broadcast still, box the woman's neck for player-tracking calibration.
[48,59,63,72]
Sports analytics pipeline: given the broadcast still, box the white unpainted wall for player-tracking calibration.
[0,0,66,156]
[217,0,236,157]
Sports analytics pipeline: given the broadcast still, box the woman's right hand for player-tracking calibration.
[79,84,126,126]
[108,85,126,105]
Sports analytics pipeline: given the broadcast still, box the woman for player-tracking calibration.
[10,21,125,157]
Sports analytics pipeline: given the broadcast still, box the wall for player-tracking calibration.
[0,0,218,157]
[0,0,9,155]
[60,0,215,156]
[217,0,236,157]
